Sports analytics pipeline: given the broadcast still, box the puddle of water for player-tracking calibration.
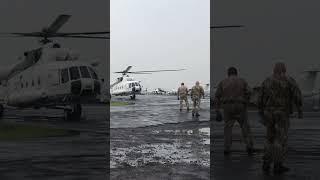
[111,142,209,169]
[199,127,210,135]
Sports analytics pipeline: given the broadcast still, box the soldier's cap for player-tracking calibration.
[181,82,184,85]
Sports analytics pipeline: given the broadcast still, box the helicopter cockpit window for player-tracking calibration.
[69,67,80,80]
[88,67,98,80]
[61,68,69,83]
[80,66,91,78]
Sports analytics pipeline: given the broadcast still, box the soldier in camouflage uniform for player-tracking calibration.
[258,62,303,174]
[191,81,205,117]
[214,67,254,155]
[177,82,189,111]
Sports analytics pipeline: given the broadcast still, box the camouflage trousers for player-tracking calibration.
[192,98,201,113]
[263,110,289,164]
[222,103,254,151]
[179,96,189,110]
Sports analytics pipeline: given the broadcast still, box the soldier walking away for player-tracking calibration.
[191,81,205,117]
[177,82,189,111]
[258,62,303,174]
[214,67,254,155]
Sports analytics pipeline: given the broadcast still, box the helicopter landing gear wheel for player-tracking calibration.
[0,104,4,118]
[130,94,136,100]
[64,104,82,121]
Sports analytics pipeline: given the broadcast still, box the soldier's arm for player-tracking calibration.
[214,82,223,110]
[257,80,267,112]
[201,86,205,98]
[289,77,303,116]
[243,80,251,104]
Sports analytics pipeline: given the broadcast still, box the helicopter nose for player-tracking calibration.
[133,86,141,92]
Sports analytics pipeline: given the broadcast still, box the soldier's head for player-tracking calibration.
[181,82,184,86]
[273,62,286,77]
[196,81,200,86]
[227,67,238,77]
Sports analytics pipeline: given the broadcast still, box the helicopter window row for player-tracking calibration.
[115,85,125,90]
[19,78,39,89]
[70,67,81,80]
[60,66,98,83]
[88,67,98,80]
[129,83,139,88]
[80,66,91,78]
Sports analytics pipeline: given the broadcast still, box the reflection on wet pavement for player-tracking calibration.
[111,95,210,179]
[111,95,209,128]
[212,111,320,180]
[0,105,108,179]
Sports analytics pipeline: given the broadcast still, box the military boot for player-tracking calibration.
[196,113,200,117]
[274,163,290,174]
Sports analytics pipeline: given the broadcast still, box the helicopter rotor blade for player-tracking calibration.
[0,32,43,37]
[124,66,132,73]
[0,14,108,43]
[211,25,244,29]
[114,66,133,74]
[127,72,152,74]
[47,14,71,33]
[129,69,186,73]
[56,31,110,36]
[55,35,109,39]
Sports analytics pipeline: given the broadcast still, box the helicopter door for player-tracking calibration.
[47,69,60,86]
[46,68,64,94]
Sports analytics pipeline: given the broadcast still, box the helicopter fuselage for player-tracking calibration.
[110,76,141,97]
[1,60,100,108]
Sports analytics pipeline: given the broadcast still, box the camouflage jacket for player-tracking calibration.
[258,75,302,114]
[178,85,188,97]
[191,85,204,100]
[214,76,250,109]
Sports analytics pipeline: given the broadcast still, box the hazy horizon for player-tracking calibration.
[111,0,210,90]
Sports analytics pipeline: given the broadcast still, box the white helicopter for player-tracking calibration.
[110,66,185,100]
[0,14,109,121]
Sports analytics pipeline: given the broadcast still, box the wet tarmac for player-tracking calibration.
[110,95,210,180]
[212,110,320,180]
[0,104,108,179]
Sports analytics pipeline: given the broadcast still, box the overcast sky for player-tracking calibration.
[0,0,108,78]
[111,0,210,90]
[212,0,320,88]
